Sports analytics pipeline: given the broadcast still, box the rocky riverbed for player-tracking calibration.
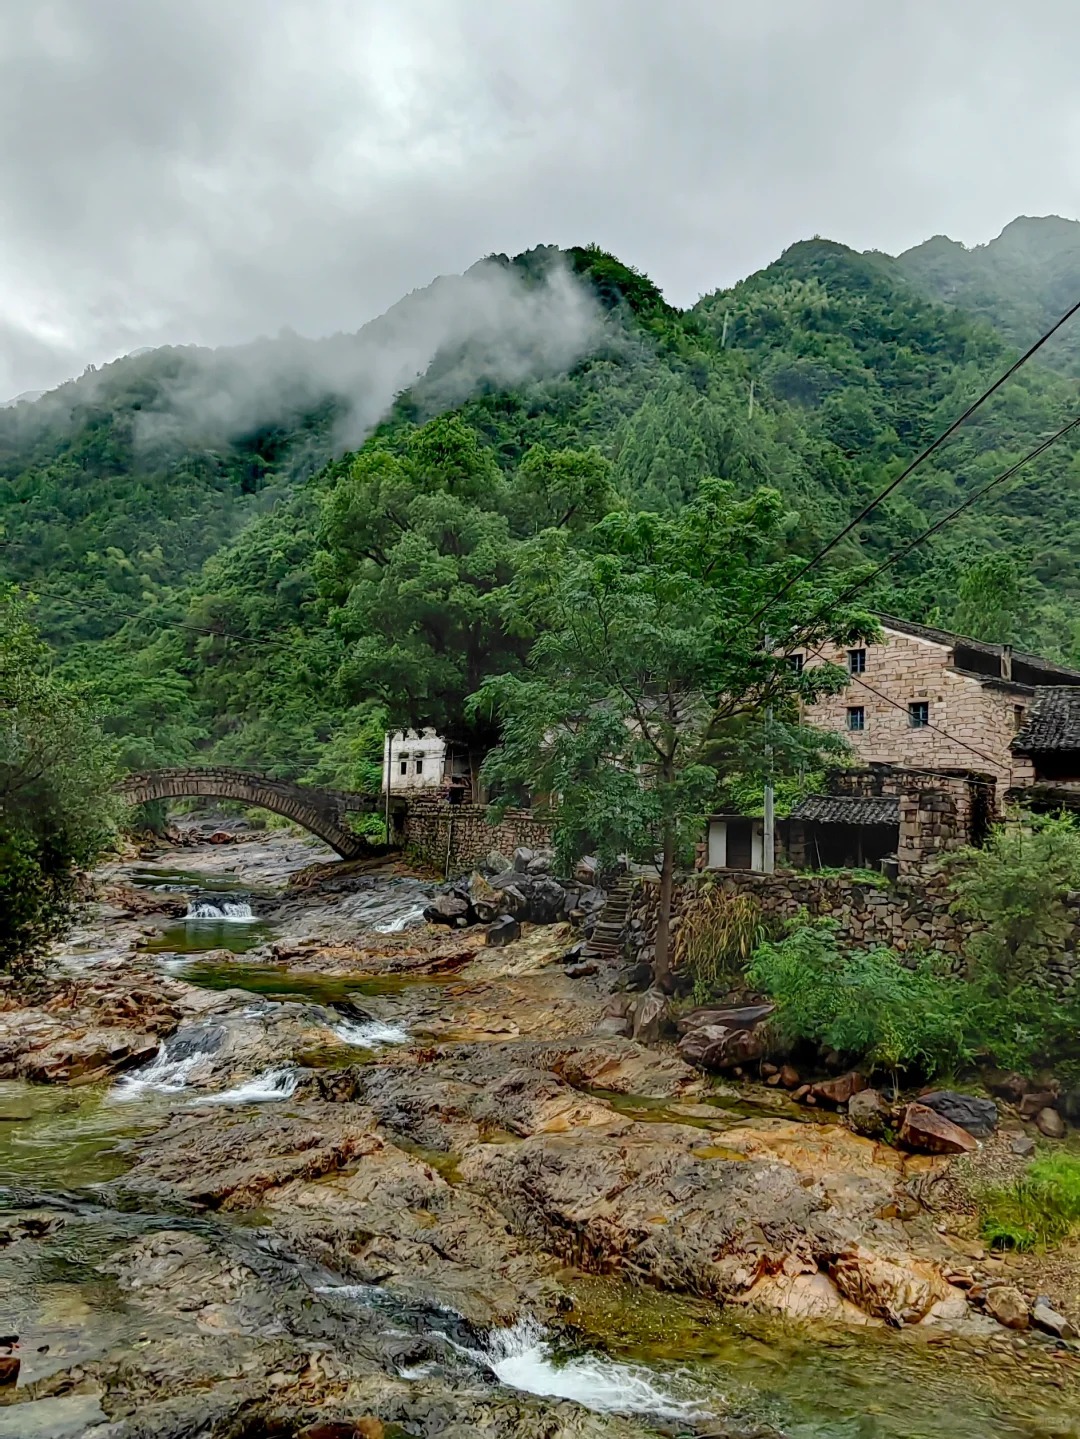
[2,827,1079,1437]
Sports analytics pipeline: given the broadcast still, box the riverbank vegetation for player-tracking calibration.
[0,589,118,975]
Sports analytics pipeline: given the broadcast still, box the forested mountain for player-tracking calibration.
[897,215,1080,375]
[3,223,1080,787]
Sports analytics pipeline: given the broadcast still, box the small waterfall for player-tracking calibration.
[113,1024,225,1100]
[475,1318,705,1419]
[185,899,255,921]
[195,1066,298,1104]
[334,1016,409,1048]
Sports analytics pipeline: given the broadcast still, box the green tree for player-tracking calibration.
[471,480,875,986]
[0,589,118,975]
[951,553,1027,643]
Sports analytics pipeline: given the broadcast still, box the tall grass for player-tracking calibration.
[979,1153,1080,1251]
[674,884,764,1003]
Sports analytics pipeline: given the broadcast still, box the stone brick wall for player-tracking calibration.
[800,624,1031,792]
[399,799,554,876]
[629,867,1080,989]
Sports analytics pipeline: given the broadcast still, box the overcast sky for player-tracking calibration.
[1,0,1078,397]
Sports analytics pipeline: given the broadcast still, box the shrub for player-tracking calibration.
[747,919,978,1078]
[979,1152,1080,1251]
[673,884,764,1003]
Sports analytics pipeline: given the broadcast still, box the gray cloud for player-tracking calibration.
[1,0,1077,397]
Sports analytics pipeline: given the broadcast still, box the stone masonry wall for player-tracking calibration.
[399,799,554,876]
[629,868,1080,989]
[800,625,1030,792]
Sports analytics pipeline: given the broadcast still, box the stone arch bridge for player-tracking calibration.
[117,766,399,861]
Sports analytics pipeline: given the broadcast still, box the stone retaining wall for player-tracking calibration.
[629,868,1080,988]
[399,800,554,876]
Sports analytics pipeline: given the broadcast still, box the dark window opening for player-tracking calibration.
[847,706,865,732]
[1014,705,1026,731]
[415,758,424,775]
[399,756,409,775]
[848,648,866,674]
[789,653,804,674]
[909,701,929,728]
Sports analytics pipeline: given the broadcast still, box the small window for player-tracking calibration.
[399,756,409,775]
[415,757,424,775]
[847,706,865,732]
[1014,705,1026,731]
[788,653,804,674]
[909,701,929,729]
[847,648,866,675]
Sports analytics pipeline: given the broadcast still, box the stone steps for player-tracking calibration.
[583,877,634,962]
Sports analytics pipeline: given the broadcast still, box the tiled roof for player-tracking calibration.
[1012,687,1080,754]
[790,794,900,826]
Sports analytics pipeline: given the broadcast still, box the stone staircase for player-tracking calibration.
[582,874,634,964]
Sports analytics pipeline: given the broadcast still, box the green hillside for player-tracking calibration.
[897,215,1080,375]
[4,230,1080,784]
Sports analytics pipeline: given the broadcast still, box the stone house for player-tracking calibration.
[382,730,473,795]
[794,614,1080,797]
[1010,687,1080,806]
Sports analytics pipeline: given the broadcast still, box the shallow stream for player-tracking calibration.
[3,838,1079,1436]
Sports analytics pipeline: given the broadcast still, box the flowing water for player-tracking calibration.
[4,838,1080,1436]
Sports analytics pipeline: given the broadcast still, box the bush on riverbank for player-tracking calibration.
[979,1152,1080,1251]
[1,588,118,977]
[747,920,978,1079]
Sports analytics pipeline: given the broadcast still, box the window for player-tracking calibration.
[1014,705,1027,731]
[399,753,410,776]
[788,653,804,674]
[908,701,929,729]
[847,706,865,732]
[847,648,866,675]
[415,757,424,775]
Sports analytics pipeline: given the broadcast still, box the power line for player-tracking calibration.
[750,294,1080,625]
[785,413,1080,651]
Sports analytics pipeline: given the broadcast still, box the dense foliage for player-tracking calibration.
[471,481,876,982]
[3,221,1080,789]
[979,1152,1080,1253]
[0,590,117,974]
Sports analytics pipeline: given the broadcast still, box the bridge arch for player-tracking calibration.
[117,766,380,861]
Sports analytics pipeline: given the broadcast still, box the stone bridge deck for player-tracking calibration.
[117,766,401,861]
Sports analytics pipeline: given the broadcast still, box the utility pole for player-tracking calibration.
[748,379,755,420]
[720,310,730,348]
[383,731,392,842]
[763,707,775,873]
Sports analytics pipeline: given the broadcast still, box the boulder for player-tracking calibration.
[810,1071,867,1108]
[512,846,535,873]
[985,1284,1029,1330]
[1010,1134,1036,1158]
[1032,1297,1077,1340]
[481,850,513,875]
[917,1090,999,1138]
[678,1022,766,1071]
[1018,1088,1059,1119]
[847,1088,890,1140]
[525,849,556,876]
[485,914,521,948]
[779,1064,801,1089]
[676,1003,775,1036]
[1036,1106,1066,1139]
[577,886,608,916]
[986,1071,1033,1105]
[630,989,669,1045]
[573,856,599,885]
[0,1353,18,1387]
[898,1102,978,1155]
[423,893,472,928]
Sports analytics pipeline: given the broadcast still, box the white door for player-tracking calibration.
[707,820,727,869]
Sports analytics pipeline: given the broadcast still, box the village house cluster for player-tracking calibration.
[384,614,1080,877]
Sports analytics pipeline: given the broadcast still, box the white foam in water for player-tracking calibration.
[480,1319,705,1420]
[375,904,428,934]
[195,1066,298,1104]
[334,1018,409,1048]
[112,1045,206,1100]
[185,900,256,922]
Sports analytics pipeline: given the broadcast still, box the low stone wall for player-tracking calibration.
[399,800,554,876]
[629,868,1080,989]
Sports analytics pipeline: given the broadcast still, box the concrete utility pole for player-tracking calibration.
[763,706,775,874]
[383,731,392,841]
[720,310,730,348]
[748,379,755,420]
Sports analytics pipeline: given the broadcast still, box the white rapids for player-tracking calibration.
[185,900,256,921]
[193,1066,299,1104]
[334,1017,409,1048]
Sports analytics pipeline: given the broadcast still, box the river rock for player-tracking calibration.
[678,1021,766,1071]
[1018,1088,1059,1118]
[424,893,472,927]
[0,1352,18,1387]
[1032,1296,1077,1339]
[481,850,513,875]
[847,1088,890,1139]
[898,1102,977,1155]
[1010,1134,1036,1157]
[917,1090,998,1138]
[15,1027,160,1084]
[830,1247,954,1326]
[779,1064,801,1089]
[810,1072,867,1107]
[525,849,556,875]
[486,914,521,947]
[985,1284,1029,1330]
[512,846,535,873]
[630,988,669,1045]
[676,1003,775,1035]
[573,855,598,884]
[1036,1106,1066,1139]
